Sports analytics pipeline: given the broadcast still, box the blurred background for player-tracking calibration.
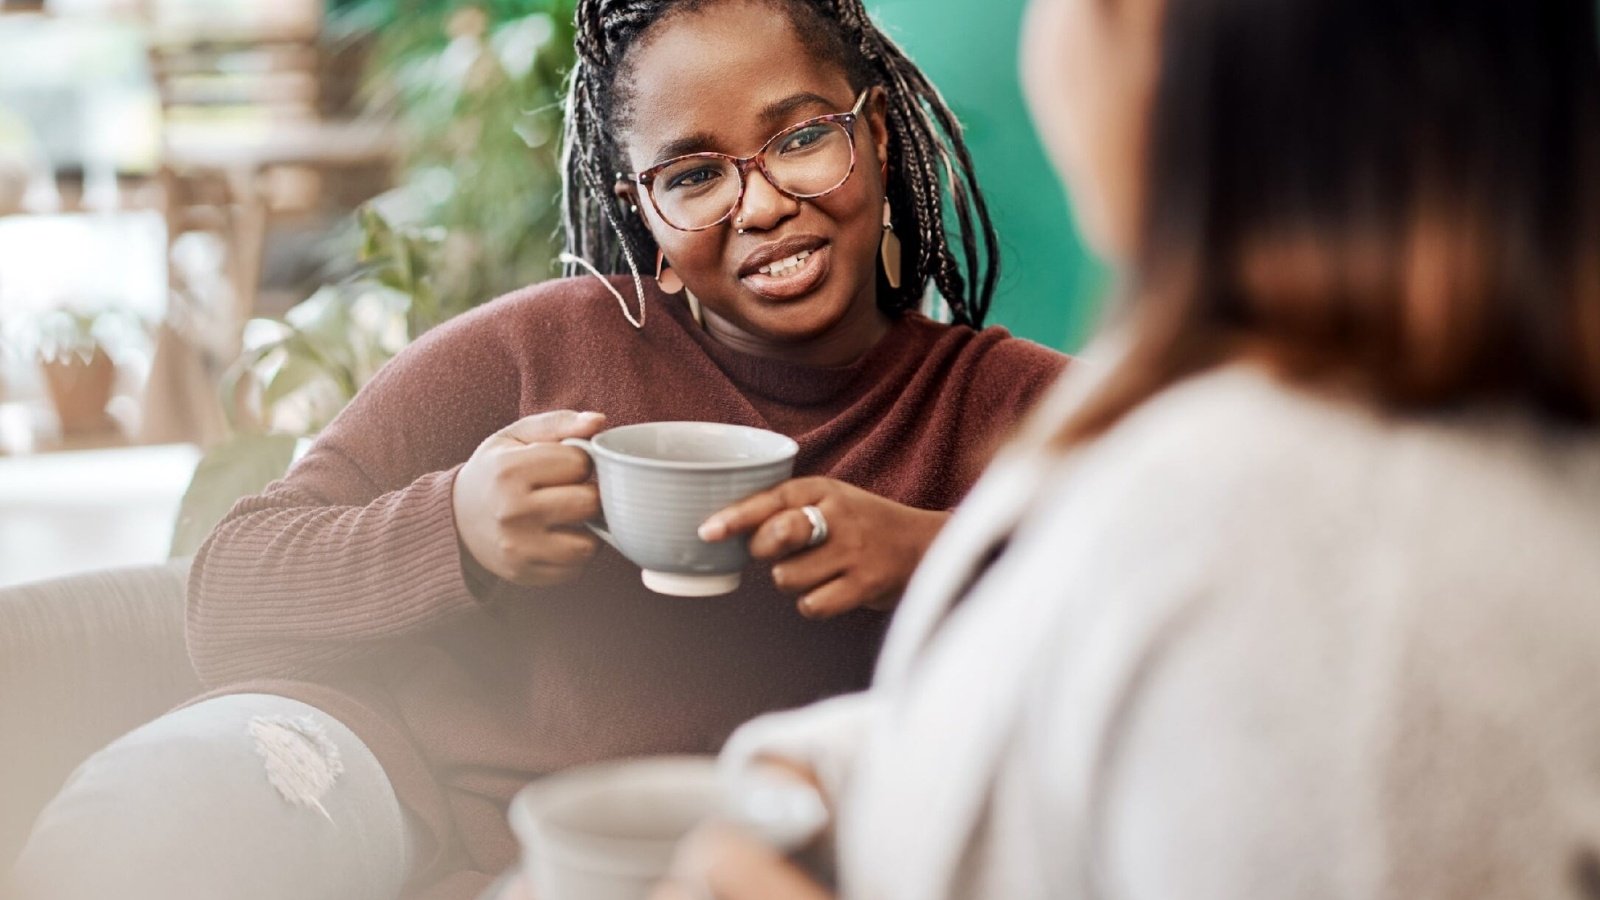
[0,0,1102,588]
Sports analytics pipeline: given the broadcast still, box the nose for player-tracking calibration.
[733,167,800,233]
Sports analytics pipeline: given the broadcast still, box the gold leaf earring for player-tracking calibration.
[655,248,684,294]
[655,249,704,327]
[880,199,903,290]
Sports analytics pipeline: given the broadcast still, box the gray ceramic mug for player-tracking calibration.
[510,756,828,900]
[562,422,798,596]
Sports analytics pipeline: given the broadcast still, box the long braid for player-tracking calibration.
[834,0,1000,326]
[559,0,1001,328]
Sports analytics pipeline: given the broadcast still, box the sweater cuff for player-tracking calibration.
[381,465,486,623]
[719,691,879,805]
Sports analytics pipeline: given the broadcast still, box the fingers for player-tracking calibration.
[496,409,607,445]
[491,872,537,900]
[668,824,834,900]
[770,545,845,595]
[648,881,696,900]
[493,484,601,527]
[794,577,871,620]
[684,826,832,890]
[503,526,600,566]
[513,559,592,587]
[495,443,594,490]
[700,477,829,542]
[748,507,824,561]
[529,484,603,526]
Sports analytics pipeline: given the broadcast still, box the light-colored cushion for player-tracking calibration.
[0,560,202,873]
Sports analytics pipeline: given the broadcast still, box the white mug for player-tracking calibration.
[509,755,828,900]
[563,422,798,597]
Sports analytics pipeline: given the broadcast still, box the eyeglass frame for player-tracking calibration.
[620,88,872,233]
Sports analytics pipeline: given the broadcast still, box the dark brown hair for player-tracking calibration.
[1054,0,1600,447]
[560,0,1000,327]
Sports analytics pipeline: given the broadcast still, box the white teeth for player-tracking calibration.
[758,250,813,277]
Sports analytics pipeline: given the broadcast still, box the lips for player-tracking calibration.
[737,234,829,278]
[737,234,831,303]
[759,249,814,278]
[741,244,831,302]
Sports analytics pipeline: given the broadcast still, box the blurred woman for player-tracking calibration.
[671,0,1600,897]
[7,2,1065,899]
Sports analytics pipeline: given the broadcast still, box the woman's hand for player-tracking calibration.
[699,478,950,618]
[452,410,608,587]
[651,824,835,900]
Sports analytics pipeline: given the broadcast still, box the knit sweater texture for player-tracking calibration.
[187,276,1067,898]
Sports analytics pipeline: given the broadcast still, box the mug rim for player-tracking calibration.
[587,422,799,472]
[509,755,719,873]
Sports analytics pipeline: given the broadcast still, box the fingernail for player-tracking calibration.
[579,411,605,421]
[698,519,722,541]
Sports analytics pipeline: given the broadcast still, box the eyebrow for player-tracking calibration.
[647,92,843,167]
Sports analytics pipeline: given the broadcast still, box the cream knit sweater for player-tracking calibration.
[726,363,1600,900]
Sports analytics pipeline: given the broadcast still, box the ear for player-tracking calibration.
[613,177,640,210]
[866,85,891,178]
[613,177,662,239]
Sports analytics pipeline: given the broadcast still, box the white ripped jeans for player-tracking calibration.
[7,694,425,900]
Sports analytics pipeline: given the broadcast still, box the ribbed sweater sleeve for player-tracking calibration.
[186,298,527,686]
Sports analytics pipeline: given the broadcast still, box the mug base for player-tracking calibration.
[641,570,742,597]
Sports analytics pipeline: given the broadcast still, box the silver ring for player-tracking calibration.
[800,505,829,548]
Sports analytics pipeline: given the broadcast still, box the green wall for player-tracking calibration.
[870,0,1104,351]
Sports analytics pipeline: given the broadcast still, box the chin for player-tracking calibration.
[739,294,855,343]
[737,273,868,337]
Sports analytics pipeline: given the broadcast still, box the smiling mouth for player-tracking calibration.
[741,244,831,302]
[758,250,813,278]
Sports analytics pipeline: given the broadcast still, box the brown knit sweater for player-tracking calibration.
[187,276,1067,899]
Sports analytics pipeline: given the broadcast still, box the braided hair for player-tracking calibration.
[560,0,1000,328]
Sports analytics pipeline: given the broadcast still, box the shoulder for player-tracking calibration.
[383,275,656,375]
[899,314,1072,413]
[1014,366,1401,551]
[910,314,1071,378]
[1005,362,1600,624]
[423,275,646,348]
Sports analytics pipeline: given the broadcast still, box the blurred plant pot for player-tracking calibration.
[40,348,116,435]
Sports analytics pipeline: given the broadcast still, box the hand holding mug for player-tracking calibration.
[698,478,951,619]
[510,756,828,900]
[561,422,798,596]
[452,410,609,586]
[651,823,834,900]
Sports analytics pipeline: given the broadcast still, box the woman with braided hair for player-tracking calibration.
[7,2,1066,899]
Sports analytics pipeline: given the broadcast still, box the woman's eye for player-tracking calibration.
[779,125,830,154]
[665,167,723,191]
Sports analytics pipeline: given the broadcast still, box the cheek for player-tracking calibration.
[1021,0,1084,174]
[646,207,721,275]
[1022,0,1141,261]
[812,182,884,280]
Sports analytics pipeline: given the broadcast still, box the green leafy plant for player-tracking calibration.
[19,307,142,365]
[171,1,579,557]
[339,0,577,314]
[169,209,441,557]
[225,209,434,436]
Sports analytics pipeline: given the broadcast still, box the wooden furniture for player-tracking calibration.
[138,0,395,444]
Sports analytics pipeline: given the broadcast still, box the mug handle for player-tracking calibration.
[560,437,618,550]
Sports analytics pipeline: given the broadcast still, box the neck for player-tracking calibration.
[702,298,893,367]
